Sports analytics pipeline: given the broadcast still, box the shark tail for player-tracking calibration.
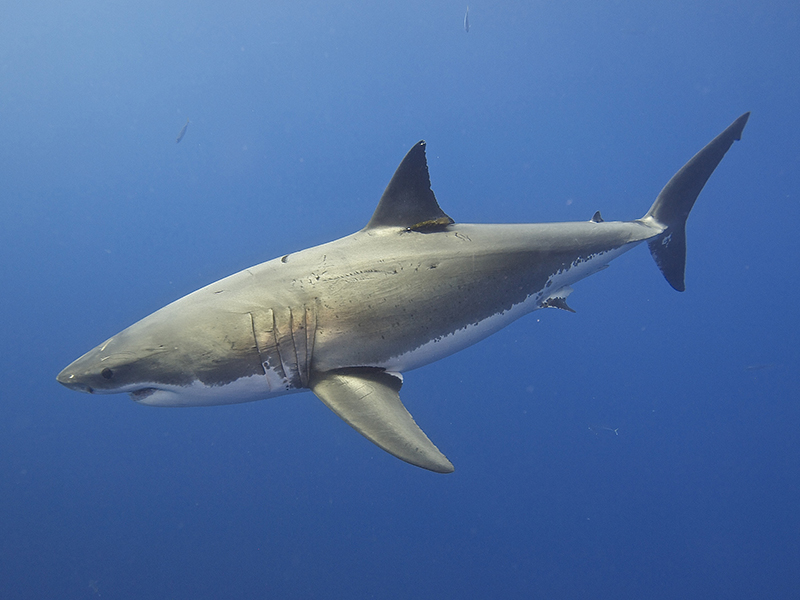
[643,112,749,291]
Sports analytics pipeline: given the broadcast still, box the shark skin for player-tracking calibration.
[57,113,750,473]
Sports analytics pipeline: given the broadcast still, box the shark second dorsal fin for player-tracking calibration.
[364,141,454,231]
[309,367,454,473]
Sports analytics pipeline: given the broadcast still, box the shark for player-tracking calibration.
[57,113,749,473]
[175,118,190,144]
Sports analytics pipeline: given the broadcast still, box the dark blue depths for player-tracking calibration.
[1,2,799,598]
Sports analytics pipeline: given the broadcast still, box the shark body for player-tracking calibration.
[58,114,749,472]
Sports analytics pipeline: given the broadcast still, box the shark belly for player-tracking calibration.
[305,225,647,374]
[371,241,640,374]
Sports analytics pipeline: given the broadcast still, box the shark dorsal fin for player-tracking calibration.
[364,141,454,231]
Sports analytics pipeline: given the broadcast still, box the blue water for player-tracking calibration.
[2,2,799,598]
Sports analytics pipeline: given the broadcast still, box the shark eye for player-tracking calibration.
[101,368,114,380]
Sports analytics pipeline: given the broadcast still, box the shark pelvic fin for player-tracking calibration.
[541,286,576,312]
[542,296,576,313]
[364,141,454,231]
[309,367,454,473]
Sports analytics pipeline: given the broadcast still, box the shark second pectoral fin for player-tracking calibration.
[309,368,454,473]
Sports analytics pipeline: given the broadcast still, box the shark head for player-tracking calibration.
[56,300,272,406]
[57,330,184,400]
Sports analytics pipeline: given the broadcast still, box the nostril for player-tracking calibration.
[101,368,113,380]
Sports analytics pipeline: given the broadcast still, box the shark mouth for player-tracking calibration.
[129,387,158,401]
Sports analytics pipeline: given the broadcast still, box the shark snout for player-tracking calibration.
[56,345,120,394]
[56,366,96,393]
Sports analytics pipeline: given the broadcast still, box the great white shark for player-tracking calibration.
[58,113,749,473]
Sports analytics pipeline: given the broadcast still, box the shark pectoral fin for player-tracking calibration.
[309,368,454,474]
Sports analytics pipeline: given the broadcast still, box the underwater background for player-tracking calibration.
[2,1,799,598]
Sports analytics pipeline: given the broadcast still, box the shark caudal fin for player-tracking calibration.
[643,113,749,291]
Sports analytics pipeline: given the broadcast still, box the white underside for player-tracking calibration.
[377,243,637,374]
[128,370,299,407]
[124,242,638,407]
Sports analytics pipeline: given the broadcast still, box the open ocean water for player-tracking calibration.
[2,2,799,598]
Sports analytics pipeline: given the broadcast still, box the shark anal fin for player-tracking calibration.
[309,368,454,473]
